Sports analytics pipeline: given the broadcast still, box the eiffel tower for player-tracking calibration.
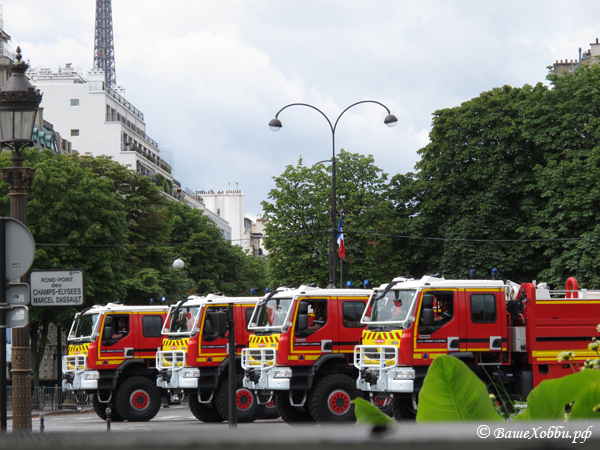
[93,0,116,88]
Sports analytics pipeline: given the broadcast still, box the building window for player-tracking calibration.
[71,129,79,136]
[70,99,79,107]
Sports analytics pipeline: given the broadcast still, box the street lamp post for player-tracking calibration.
[269,101,397,288]
[0,47,43,431]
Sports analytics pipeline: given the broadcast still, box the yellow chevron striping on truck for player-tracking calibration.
[361,330,402,345]
[162,338,190,351]
[248,334,281,348]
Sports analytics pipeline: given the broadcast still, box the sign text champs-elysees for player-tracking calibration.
[30,269,85,306]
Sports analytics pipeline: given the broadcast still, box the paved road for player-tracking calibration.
[12,404,286,433]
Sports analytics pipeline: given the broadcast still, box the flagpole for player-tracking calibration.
[340,256,343,289]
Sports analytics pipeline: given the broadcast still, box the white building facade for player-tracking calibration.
[27,64,173,184]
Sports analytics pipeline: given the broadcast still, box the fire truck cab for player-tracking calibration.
[62,303,169,422]
[242,285,371,423]
[354,274,600,419]
[156,294,266,422]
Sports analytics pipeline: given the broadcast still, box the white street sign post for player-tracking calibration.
[30,270,85,306]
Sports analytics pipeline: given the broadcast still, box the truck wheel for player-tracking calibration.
[187,393,224,422]
[275,393,313,424]
[308,374,359,422]
[391,396,416,421]
[215,375,263,423]
[257,397,280,420]
[92,395,124,422]
[114,376,162,422]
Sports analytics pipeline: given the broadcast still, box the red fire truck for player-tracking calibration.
[354,275,600,419]
[242,285,372,423]
[62,303,169,422]
[156,294,273,422]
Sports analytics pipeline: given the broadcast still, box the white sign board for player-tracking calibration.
[30,269,85,306]
[6,283,29,305]
[6,306,28,328]
[4,218,36,281]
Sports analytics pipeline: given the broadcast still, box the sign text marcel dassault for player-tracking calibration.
[30,269,85,306]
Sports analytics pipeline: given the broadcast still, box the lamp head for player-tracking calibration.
[384,114,398,128]
[173,258,184,269]
[268,118,282,131]
[0,47,43,146]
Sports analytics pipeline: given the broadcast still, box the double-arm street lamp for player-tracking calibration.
[269,101,397,288]
[0,47,43,431]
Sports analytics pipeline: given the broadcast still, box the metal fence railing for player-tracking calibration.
[5,387,91,412]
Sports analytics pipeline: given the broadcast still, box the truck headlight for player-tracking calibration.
[84,371,100,380]
[393,369,415,380]
[273,368,292,378]
[182,369,199,378]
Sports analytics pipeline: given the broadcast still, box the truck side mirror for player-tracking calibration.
[422,294,435,308]
[208,311,227,338]
[298,302,308,314]
[103,316,114,339]
[422,308,435,326]
[297,314,308,330]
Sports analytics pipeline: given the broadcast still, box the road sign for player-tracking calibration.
[30,269,85,306]
[0,306,28,328]
[6,283,29,305]
[4,218,36,281]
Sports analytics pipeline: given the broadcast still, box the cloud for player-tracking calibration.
[4,0,600,218]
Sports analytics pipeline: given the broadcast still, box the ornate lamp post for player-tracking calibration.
[0,47,43,431]
[269,101,397,288]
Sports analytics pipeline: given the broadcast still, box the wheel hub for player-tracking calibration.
[130,389,150,411]
[236,388,254,410]
[327,389,351,415]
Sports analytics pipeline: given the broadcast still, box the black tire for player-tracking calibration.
[92,394,124,422]
[187,393,224,423]
[275,392,313,425]
[257,396,280,420]
[391,396,416,421]
[114,376,162,422]
[308,374,360,423]
[215,374,263,423]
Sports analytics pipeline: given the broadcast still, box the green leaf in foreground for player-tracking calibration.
[352,397,395,426]
[566,376,600,419]
[416,355,503,422]
[515,369,600,421]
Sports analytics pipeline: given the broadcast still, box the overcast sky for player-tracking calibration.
[2,0,597,218]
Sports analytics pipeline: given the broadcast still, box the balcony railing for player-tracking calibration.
[121,142,172,174]
[107,113,159,148]
[92,83,144,120]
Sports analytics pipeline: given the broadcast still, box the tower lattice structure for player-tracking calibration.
[93,0,116,88]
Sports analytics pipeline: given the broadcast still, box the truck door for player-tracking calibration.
[199,305,229,364]
[292,297,332,365]
[414,290,461,363]
[464,289,505,356]
[139,312,165,360]
[335,297,366,355]
[100,313,135,360]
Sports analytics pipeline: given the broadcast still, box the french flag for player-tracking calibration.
[337,217,345,259]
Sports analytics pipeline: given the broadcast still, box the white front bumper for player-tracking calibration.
[356,369,415,393]
[62,355,98,390]
[156,369,199,389]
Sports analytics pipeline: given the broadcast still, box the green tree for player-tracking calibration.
[402,84,548,282]
[0,149,129,386]
[523,64,600,288]
[164,201,267,296]
[262,150,409,288]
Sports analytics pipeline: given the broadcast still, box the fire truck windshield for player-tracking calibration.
[68,313,99,341]
[365,289,416,325]
[249,297,293,330]
[164,306,200,334]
